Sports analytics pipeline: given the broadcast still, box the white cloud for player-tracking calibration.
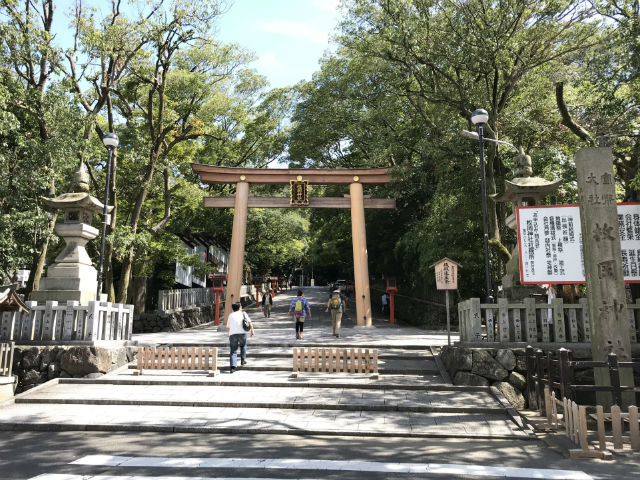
[257,52,282,69]
[311,0,340,13]
[256,19,329,45]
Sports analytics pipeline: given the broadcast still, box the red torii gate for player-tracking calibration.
[191,164,395,327]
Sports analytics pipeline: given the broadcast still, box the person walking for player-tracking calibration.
[262,290,273,318]
[381,292,389,314]
[288,289,311,340]
[325,285,346,338]
[227,302,254,373]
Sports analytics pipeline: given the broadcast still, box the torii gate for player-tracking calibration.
[190,164,395,327]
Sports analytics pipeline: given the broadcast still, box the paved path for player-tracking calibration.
[0,287,526,440]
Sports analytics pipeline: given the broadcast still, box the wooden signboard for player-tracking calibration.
[433,258,460,290]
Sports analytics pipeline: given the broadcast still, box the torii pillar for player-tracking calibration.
[224,180,249,325]
[350,181,372,326]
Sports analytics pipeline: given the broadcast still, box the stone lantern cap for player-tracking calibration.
[41,163,112,215]
[42,192,112,215]
[491,177,563,203]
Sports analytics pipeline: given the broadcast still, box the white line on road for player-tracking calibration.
[65,454,594,479]
[30,476,289,480]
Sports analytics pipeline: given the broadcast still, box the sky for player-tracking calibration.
[216,0,342,88]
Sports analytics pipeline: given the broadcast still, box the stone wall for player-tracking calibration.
[11,345,135,394]
[133,305,217,333]
[440,346,528,409]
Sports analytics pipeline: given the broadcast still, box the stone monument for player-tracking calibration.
[30,164,112,305]
[575,147,634,405]
[492,148,563,300]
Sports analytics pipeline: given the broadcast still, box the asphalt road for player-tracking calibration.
[1,431,640,480]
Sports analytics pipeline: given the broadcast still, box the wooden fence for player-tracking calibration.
[158,288,216,311]
[544,388,640,458]
[134,346,218,376]
[0,342,13,376]
[0,301,134,343]
[157,285,258,311]
[525,346,640,410]
[291,347,378,379]
[459,297,640,345]
[525,347,640,457]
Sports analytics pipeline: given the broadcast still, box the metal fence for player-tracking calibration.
[458,297,640,345]
[0,300,134,343]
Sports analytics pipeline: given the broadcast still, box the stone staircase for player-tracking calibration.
[0,342,533,440]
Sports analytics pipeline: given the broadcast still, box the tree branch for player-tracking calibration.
[555,82,593,142]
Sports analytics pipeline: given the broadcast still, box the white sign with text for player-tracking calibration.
[517,203,640,284]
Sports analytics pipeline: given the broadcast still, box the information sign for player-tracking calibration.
[517,203,640,284]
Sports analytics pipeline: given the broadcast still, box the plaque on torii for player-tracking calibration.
[191,164,396,327]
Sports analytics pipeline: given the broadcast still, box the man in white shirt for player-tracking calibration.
[227,302,254,373]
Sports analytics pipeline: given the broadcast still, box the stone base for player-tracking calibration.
[12,345,135,394]
[29,289,98,304]
[0,376,15,401]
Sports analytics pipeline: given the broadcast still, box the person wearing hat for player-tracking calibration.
[325,285,346,338]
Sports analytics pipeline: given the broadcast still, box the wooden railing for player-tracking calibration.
[525,346,640,410]
[0,342,13,376]
[0,301,134,343]
[458,297,640,345]
[291,347,378,379]
[544,388,639,458]
[134,346,218,376]
[158,287,216,311]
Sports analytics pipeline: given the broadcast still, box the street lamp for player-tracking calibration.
[96,132,119,299]
[470,108,493,303]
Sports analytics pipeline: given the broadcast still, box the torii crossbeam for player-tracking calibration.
[191,164,396,327]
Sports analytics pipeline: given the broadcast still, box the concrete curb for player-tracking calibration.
[57,377,495,391]
[0,422,533,439]
[14,397,509,414]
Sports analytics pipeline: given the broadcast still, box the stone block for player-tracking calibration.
[453,371,489,387]
[495,349,517,371]
[440,346,472,377]
[47,362,61,379]
[508,371,526,392]
[60,347,112,375]
[21,348,41,370]
[471,349,508,381]
[493,381,526,409]
[22,369,41,385]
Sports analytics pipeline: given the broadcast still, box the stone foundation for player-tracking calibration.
[133,305,216,333]
[11,345,134,394]
[440,346,528,409]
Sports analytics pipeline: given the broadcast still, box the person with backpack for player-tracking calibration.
[226,302,254,373]
[288,289,311,339]
[261,290,273,318]
[325,285,346,338]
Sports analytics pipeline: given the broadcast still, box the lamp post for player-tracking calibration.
[470,108,493,303]
[96,132,119,299]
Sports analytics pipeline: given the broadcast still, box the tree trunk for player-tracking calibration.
[117,153,158,304]
[26,213,57,295]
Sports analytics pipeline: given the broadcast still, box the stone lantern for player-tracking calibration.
[30,164,113,305]
[492,148,563,300]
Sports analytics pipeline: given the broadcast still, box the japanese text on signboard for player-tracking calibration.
[517,203,640,284]
[434,260,458,290]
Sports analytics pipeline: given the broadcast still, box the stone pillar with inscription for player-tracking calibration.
[576,147,634,405]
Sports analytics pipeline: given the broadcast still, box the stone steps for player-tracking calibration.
[0,402,529,439]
